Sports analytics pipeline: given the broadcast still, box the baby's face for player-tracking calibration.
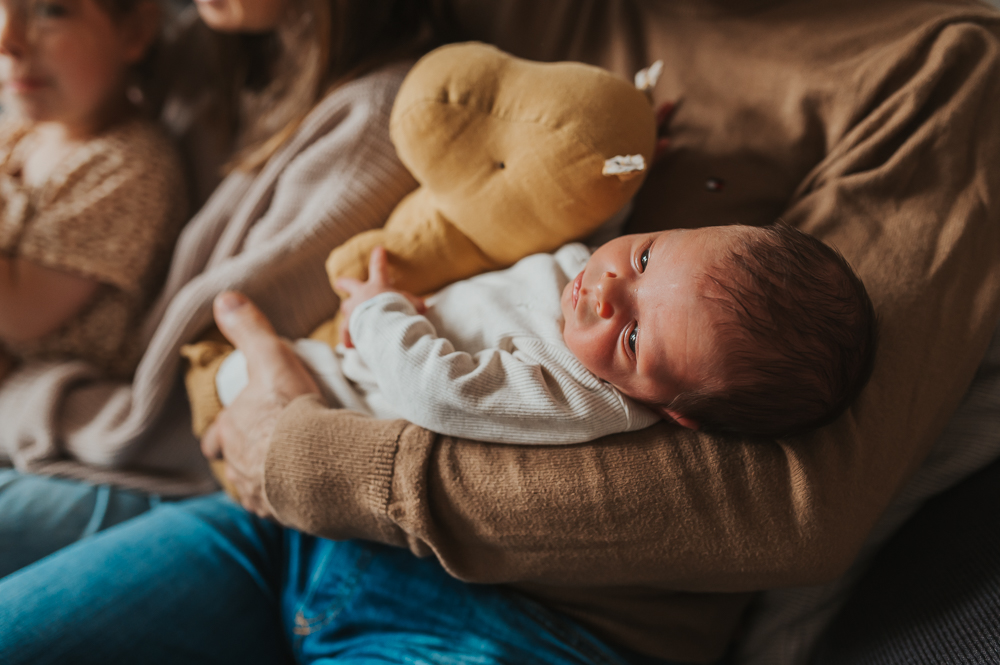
[561,227,734,418]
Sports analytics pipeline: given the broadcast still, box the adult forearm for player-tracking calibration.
[264,396,854,591]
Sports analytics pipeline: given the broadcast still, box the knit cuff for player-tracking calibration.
[263,394,409,545]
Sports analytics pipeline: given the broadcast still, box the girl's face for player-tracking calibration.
[0,0,155,136]
[193,0,287,32]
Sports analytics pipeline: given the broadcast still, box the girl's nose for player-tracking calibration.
[0,10,27,58]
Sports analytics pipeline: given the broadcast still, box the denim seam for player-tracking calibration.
[79,485,111,539]
[292,546,375,652]
[296,543,337,617]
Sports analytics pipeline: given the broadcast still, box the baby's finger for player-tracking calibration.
[335,277,362,294]
[368,246,391,285]
[341,322,354,348]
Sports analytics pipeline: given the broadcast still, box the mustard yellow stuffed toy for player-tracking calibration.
[184,42,658,450]
[323,41,657,302]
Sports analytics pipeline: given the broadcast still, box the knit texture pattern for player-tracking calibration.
[0,63,416,495]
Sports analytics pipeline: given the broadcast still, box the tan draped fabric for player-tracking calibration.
[261,1,1000,662]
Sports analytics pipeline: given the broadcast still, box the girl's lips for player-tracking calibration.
[571,271,583,309]
[6,78,46,93]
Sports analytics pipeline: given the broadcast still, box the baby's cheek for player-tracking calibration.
[564,328,600,376]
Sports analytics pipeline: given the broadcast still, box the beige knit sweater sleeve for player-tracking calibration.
[263,2,1000,662]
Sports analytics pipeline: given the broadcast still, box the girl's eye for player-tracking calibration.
[34,2,68,17]
[639,248,649,272]
[628,326,638,354]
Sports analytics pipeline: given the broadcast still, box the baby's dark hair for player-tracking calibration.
[665,223,878,438]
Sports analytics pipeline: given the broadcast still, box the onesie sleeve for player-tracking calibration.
[17,120,186,296]
[348,292,657,444]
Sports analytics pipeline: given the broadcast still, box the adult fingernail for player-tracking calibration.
[216,292,247,313]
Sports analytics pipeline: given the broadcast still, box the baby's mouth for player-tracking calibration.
[571,271,583,310]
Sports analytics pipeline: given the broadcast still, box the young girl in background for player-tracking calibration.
[0,0,186,380]
[0,0,440,581]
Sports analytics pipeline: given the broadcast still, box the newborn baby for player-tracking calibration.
[218,223,877,442]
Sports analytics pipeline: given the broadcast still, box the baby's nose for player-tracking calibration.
[595,272,617,319]
[596,299,614,319]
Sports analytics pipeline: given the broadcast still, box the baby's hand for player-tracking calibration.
[334,246,425,348]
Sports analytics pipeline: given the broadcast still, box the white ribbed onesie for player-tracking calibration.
[217,243,659,444]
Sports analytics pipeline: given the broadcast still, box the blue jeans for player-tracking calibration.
[0,469,159,578]
[0,493,679,664]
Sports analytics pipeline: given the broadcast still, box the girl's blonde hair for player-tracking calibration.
[228,0,449,172]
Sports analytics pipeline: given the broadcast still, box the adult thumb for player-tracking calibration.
[213,291,280,360]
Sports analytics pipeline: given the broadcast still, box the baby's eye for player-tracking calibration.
[628,326,638,354]
[639,247,649,272]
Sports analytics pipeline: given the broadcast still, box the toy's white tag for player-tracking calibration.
[603,154,646,181]
[634,60,664,92]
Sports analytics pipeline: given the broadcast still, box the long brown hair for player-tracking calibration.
[228,0,451,172]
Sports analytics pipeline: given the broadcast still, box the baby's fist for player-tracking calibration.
[335,247,425,348]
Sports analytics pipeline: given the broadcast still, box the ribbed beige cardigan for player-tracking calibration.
[0,63,416,495]
[260,0,1000,662]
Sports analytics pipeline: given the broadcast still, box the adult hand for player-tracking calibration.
[334,246,425,348]
[201,291,320,519]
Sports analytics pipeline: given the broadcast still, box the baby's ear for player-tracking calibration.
[661,408,699,431]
